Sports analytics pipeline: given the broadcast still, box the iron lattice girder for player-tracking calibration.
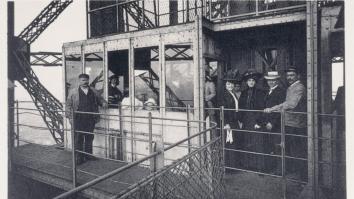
[123,1,155,29]
[30,52,62,66]
[151,45,193,61]
[14,50,64,144]
[18,0,73,44]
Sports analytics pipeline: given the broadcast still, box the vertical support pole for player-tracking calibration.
[119,104,124,160]
[209,0,212,19]
[182,0,185,23]
[148,112,153,157]
[157,0,160,26]
[153,0,158,26]
[86,0,90,38]
[187,105,191,154]
[281,110,287,199]
[256,0,259,16]
[220,106,225,172]
[8,1,15,173]
[71,109,77,188]
[142,0,145,29]
[306,1,318,198]
[186,0,190,22]
[16,100,20,147]
[129,38,135,161]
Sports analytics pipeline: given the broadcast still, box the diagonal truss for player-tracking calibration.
[123,1,155,29]
[18,0,72,44]
[30,52,62,66]
[14,51,64,144]
[13,0,73,144]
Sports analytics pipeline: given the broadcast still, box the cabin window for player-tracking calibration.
[65,54,82,97]
[165,43,194,111]
[84,52,104,97]
[134,46,160,110]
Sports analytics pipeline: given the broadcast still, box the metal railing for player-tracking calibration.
[87,0,307,38]
[10,101,223,199]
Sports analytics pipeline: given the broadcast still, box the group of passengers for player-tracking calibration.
[205,67,307,180]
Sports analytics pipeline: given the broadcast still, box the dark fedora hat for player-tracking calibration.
[223,69,242,83]
[78,73,89,79]
[242,68,262,81]
[285,66,300,74]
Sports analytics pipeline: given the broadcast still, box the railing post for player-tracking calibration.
[256,0,259,16]
[71,109,77,188]
[16,100,20,147]
[220,106,225,172]
[148,112,153,172]
[119,104,124,160]
[280,110,286,199]
[187,105,191,154]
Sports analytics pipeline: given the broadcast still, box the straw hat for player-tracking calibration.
[144,98,157,106]
[264,71,281,80]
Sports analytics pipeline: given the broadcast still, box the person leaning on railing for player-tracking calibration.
[264,67,307,180]
[262,70,286,174]
[66,73,108,165]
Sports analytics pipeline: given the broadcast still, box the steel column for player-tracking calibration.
[306,1,319,198]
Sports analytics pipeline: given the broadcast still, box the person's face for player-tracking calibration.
[111,78,119,87]
[234,83,241,92]
[286,72,299,85]
[225,81,234,91]
[247,78,256,88]
[79,77,89,88]
[267,79,278,88]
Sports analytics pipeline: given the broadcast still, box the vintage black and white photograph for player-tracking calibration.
[2,0,350,198]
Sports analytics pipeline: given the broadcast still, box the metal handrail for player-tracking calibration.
[53,122,216,199]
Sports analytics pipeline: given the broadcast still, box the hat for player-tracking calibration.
[109,74,119,80]
[78,73,89,79]
[223,69,242,83]
[285,67,299,74]
[264,71,281,80]
[242,68,262,81]
[144,98,157,106]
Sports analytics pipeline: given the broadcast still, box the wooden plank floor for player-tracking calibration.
[11,144,150,199]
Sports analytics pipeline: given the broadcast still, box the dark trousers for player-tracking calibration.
[285,126,307,180]
[74,113,96,162]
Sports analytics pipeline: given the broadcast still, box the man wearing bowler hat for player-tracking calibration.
[66,73,108,165]
[264,67,307,180]
[262,70,286,173]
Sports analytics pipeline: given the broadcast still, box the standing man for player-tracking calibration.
[262,71,286,174]
[264,67,307,180]
[66,73,107,165]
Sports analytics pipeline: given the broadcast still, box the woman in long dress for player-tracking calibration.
[239,69,266,172]
[222,70,242,172]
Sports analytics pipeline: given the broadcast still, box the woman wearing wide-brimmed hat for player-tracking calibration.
[239,68,266,172]
[222,69,243,172]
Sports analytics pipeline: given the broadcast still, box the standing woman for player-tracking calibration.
[222,69,242,172]
[239,69,266,172]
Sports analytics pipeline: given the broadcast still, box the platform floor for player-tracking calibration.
[11,144,150,199]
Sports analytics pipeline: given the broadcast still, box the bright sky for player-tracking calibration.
[14,0,86,102]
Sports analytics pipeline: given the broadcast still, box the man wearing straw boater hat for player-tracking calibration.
[262,70,286,173]
[264,67,307,180]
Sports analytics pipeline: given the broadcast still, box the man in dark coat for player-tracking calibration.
[262,71,286,173]
[66,73,107,164]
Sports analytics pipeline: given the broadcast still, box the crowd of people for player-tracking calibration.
[205,67,307,179]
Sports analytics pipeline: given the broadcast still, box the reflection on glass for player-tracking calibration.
[84,52,104,97]
[165,44,193,111]
[65,54,82,97]
[134,47,159,110]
